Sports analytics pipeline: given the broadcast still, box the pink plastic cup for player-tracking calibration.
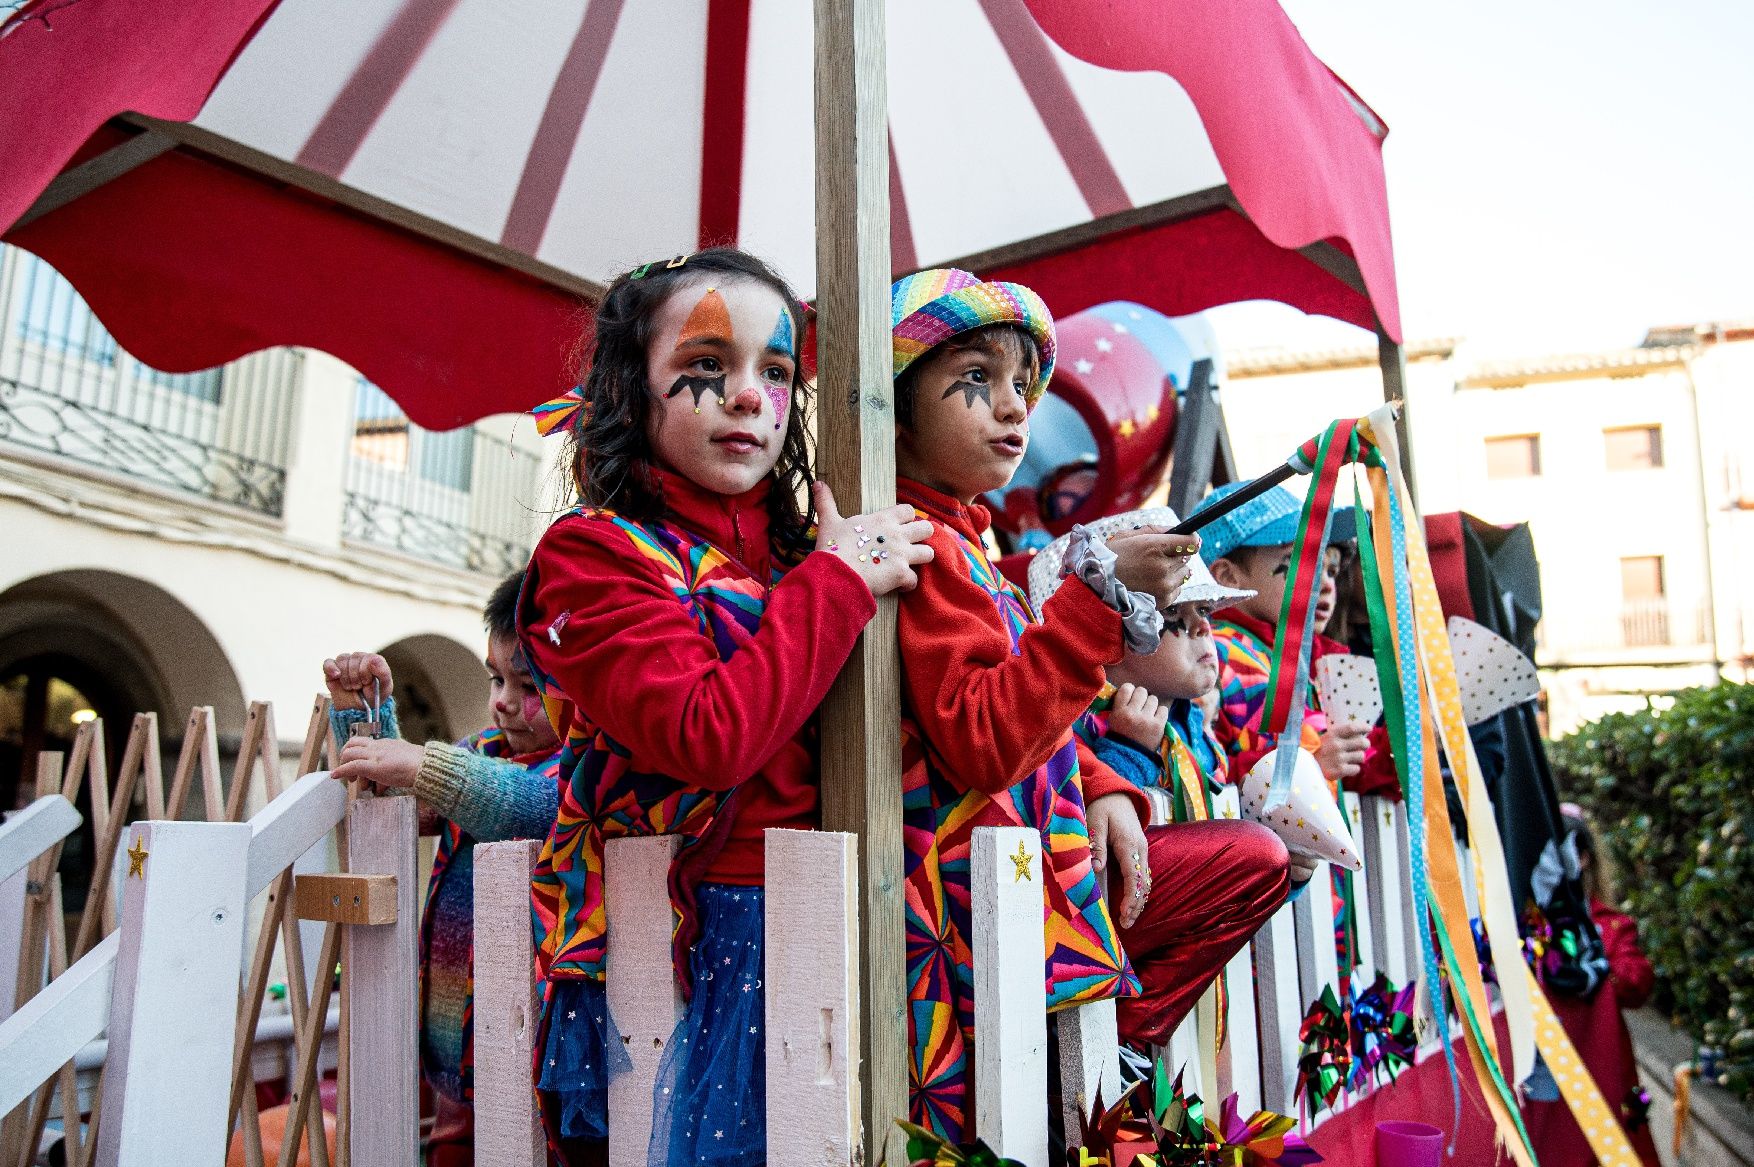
[1375,1120,1444,1167]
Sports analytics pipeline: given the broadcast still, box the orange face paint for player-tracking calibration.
[675,287,734,349]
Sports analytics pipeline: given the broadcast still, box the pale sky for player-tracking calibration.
[1205,0,1754,359]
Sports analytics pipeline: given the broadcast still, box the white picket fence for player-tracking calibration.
[0,715,1472,1167]
[470,786,1466,1167]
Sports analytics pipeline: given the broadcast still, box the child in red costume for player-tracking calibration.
[1525,807,1661,1167]
[519,249,934,1166]
[1189,481,1396,798]
[890,269,1289,1139]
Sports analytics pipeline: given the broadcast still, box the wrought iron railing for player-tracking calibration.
[342,380,542,576]
[0,247,299,514]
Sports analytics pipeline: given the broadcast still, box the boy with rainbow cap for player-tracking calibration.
[889,269,1289,1137]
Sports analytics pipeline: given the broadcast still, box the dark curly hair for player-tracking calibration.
[560,248,815,555]
[892,322,1040,429]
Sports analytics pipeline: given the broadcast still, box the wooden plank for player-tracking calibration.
[1165,1012,1201,1097]
[0,796,81,887]
[276,923,343,1167]
[341,795,418,1167]
[13,127,176,230]
[73,716,151,962]
[139,714,165,822]
[972,827,1047,1167]
[1454,837,1480,924]
[1,755,65,1165]
[1360,796,1409,986]
[165,707,223,822]
[1393,800,1420,988]
[812,1,907,1161]
[1221,938,1262,1114]
[1292,861,1340,1008]
[936,185,1237,280]
[246,773,347,898]
[95,821,251,1166]
[1342,794,1377,985]
[765,830,859,1166]
[0,871,23,1026]
[293,875,397,926]
[603,836,681,1167]
[0,933,119,1116]
[1212,788,1260,1113]
[226,704,269,825]
[1056,1001,1121,1148]
[472,841,544,1167]
[1251,904,1300,1114]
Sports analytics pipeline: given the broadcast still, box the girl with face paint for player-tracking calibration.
[520,249,933,1165]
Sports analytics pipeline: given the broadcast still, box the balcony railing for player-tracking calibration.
[1619,597,1708,649]
[342,381,542,576]
[0,248,299,514]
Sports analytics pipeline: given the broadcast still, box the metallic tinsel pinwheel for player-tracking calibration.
[1072,1062,1321,1167]
[1294,986,1352,1121]
[1347,973,1417,1090]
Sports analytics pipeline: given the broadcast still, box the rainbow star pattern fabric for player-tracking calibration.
[522,508,780,987]
[902,524,1137,1141]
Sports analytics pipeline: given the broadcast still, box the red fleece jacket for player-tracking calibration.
[522,469,875,883]
[896,478,1151,820]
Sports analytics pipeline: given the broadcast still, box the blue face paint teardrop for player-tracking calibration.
[765,308,796,358]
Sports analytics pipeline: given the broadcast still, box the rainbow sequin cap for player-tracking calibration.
[890,268,1057,405]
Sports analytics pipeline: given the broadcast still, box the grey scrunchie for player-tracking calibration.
[1062,524,1163,654]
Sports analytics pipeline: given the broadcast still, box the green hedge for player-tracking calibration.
[1549,682,1754,1102]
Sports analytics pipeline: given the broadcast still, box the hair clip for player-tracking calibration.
[532,385,589,436]
[628,254,691,281]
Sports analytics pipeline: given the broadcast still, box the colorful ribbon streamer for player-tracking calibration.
[531,384,588,435]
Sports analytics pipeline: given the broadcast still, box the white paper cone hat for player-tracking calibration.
[1313,654,1383,728]
[1447,615,1541,726]
[1240,748,1363,871]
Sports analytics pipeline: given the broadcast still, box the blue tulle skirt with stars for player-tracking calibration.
[649,883,766,1167]
[538,978,631,1141]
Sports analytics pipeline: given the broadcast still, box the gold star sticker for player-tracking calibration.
[1117,418,1137,438]
[1383,808,1394,829]
[126,835,148,880]
[1221,804,1237,819]
[1010,841,1034,883]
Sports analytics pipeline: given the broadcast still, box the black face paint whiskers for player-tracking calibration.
[667,373,728,408]
[942,379,992,408]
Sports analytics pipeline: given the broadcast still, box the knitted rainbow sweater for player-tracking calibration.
[329,700,559,1103]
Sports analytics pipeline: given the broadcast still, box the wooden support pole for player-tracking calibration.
[604,836,681,1167]
[972,827,1047,1167]
[813,0,905,1160]
[472,841,544,1167]
[765,829,860,1165]
[95,820,252,1166]
[1376,327,1416,500]
[341,796,418,1167]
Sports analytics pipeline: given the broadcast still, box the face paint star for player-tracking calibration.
[1074,358,1095,374]
[942,379,992,408]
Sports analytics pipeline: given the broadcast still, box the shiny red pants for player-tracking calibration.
[1116,819,1290,1049]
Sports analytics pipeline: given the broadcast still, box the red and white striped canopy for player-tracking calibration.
[1,0,1399,428]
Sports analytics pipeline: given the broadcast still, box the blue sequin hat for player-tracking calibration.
[1187,481,1356,564]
